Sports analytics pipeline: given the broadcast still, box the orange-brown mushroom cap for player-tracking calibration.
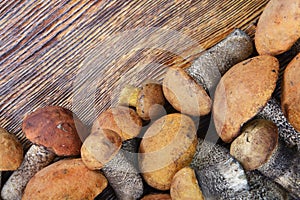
[213,55,279,143]
[22,106,86,156]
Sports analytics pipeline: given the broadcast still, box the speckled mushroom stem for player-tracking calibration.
[185,29,253,92]
[191,139,249,198]
[257,140,299,198]
[1,145,55,200]
[257,98,300,149]
[102,149,143,200]
[122,138,140,169]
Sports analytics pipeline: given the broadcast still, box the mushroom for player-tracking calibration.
[191,138,290,199]
[162,29,253,116]
[230,119,299,198]
[22,158,108,200]
[141,193,171,200]
[118,81,166,121]
[89,107,144,199]
[1,106,86,200]
[0,127,23,192]
[170,166,204,200]
[213,54,300,148]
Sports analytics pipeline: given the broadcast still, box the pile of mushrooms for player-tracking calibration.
[1,0,300,199]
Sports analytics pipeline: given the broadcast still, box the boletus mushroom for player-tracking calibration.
[22,158,108,200]
[0,127,23,193]
[1,106,86,200]
[141,193,171,200]
[162,29,253,116]
[118,81,166,121]
[230,119,299,198]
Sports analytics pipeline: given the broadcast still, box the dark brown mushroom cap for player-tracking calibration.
[281,53,300,132]
[81,129,122,170]
[230,119,278,171]
[163,67,211,116]
[213,55,279,143]
[136,82,165,120]
[0,127,23,171]
[22,106,86,156]
[91,106,142,141]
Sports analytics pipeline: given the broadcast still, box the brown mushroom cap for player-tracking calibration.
[136,82,166,120]
[91,106,142,141]
[255,0,300,56]
[141,194,171,200]
[170,166,204,200]
[163,67,211,116]
[0,127,23,171]
[81,129,122,170]
[281,53,300,132]
[22,158,108,200]
[22,106,86,156]
[230,119,278,171]
[213,55,279,143]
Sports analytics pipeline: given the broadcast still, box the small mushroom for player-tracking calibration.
[170,166,204,200]
[0,127,23,192]
[213,55,279,143]
[230,119,299,198]
[1,106,86,200]
[118,81,166,121]
[22,158,108,200]
[89,108,144,199]
[162,29,253,116]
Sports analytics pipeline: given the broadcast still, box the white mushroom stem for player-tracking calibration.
[186,29,253,91]
[1,144,55,200]
[257,98,300,149]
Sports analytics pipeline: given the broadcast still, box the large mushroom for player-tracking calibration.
[1,106,86,200]
[162,29,253,116]
[230,119,299,198]
[0,127,23,192]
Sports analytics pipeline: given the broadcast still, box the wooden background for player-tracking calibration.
[0,0,271,149]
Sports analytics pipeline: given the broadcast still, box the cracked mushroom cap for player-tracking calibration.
[230,119,278,171]
[22,106,86,156]
[22,158,108,200]
[282,53,300,132]
[0,127,23,171]
[163,67,211,116]
[213,55,279,143]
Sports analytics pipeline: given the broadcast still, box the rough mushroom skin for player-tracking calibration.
[1,145,55,200]
[186,29,253,91]
[102,150,144,200]
[191,139,249,198]
[257,98,300,149]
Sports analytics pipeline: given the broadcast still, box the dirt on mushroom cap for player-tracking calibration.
[22,106,86,156]
[213,55,279,143]
[281,53,300,132]
[22,158,108,200]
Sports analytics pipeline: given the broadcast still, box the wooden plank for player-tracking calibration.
[0,0,270,148]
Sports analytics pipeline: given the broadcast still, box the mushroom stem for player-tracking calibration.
[102,149,143,200]
[191,139,249,198]
[185,29,253,91]
[258,140,299,198]
[1,145,55,200]
[257,98,300,149]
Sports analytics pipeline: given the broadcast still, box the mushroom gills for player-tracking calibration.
[1,144,55,200]
[186,29,253,92]
[257,98,300,149]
